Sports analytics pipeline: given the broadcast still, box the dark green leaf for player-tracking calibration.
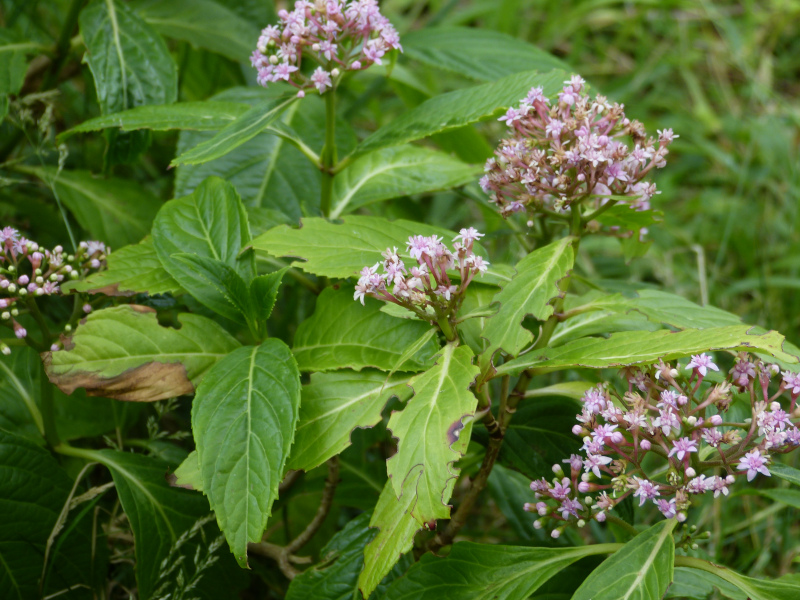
[192,340,301,567]
[770,462,800,487]
[250,266,289,323]
[676,558,800,600]
[171,253,252,324]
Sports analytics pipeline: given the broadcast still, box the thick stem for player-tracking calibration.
[437,316,458,343]
[319,91,337,218]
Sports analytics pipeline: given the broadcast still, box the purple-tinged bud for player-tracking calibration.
[677,512,687,522]
[90,259,100,269]
[578,482,591,493]
[595,511,606,522]
[523,502,534,512]
[640,439,651,451]
[552,464,564,476]
[533,519,543,530]
[29,251,43,269]
[351,60,362,70]
[685,467,696,478]
[572,424,584,436]
[708,415,723,426]
[17,275,29,285]
[610,431,624,444]
[27,283,37,293]
[0,279,7,289]
[13,322,26,339]
[50,343,60,352]
[83,304,92,314]
[550,529,561,539]
[537,502,548,515]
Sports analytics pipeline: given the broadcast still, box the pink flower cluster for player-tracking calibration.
[525,353,800,537]
[481,76,677,221]
[354,228,489,330]
[0,227,106,349]
[250,0,402,96]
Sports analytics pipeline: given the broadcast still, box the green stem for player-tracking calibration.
[605,514,639,537]
[40,369,60,448]
[319,91,337,218]
[41,0,85,90]
[437,316,458,343]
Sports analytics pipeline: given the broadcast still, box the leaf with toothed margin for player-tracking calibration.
[292,287,439,373]
[65,237,182,296]
[479,237,574,372]
[359,478,422,598]
[286,370,413,472]
[192,340,301,568]
[497,326,799,376]
[43,304,240,401]
[387,344,480,525]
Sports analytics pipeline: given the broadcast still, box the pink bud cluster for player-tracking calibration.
[250,0,402,96]
[354,228,489,331]
[525,353,800,537]
[0,227,106,351]
[481,76,677,223]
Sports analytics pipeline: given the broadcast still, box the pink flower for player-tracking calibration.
[668,437,698,461]
[631,476,660,506]
[559,498,582,519]
[310,67,332,93]
[655,498,677,518]
[737,449,771,482]
[782,371,800,396]
[686,353,719,377]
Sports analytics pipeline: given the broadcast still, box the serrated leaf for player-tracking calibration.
[379,541,616,600]
[498,326,799,376]
[44,305,240,401]
[387,344,479,524]
[133,0,259,62]
[292,288,438,373]
[17,166,161,246]
[329,145,480,218]
[59,101,247,140]
[480,237,574,370]
[359,478,422,598]
[171,96,296,166]
[79,0,177,115]
[572,519,676,600]
[251,215,482,279]
[75,449,212,599]
[677,559,800,600]
[286,513,375,600]
[355,69,567,158]
[171,253,252,324]
[191,340,301,567]
[66,236,181,296]
[550,310,660,347]
[287,370,413,472]
[250,267,288,323]
[402,27,569,82]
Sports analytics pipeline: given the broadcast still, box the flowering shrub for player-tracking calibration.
[1,2,799,600]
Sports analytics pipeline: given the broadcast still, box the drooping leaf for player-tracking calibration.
[329,145,480,218]
[379,541,617,600]
[359,478,422,598]
[354,69,567,158]
[572,519,676,600]
[171,96,296,166]
[387,344,479,524]
[79,0,177,115]
[133,0,259,62]
[498,326,799,376]
[292,288,438,373]
[402,27,569,81]
[251,215,483,279]
[286,513,375,600]
[44,305,240,401]
[152,176,255,308]
[59,101,247,140]
[0,430,75,600]
[74,448,213,600]
[480,237,574,369]
[191,340,301,567]
[16,166,161,246]
[676,558,800,600]
[288,370,413,472]
[65,237,181,296]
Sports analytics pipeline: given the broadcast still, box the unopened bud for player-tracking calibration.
[708,415,723,426]
[769,364,780,376]
[0,344,9,356]
[550,529,561,539]
[1,312,9,320]
[686,416,697,427]
[64,324,72,333]
[577,519,586,528]
[35,276,43,285]
[578,481,591,493]
[685,467,696,478]
[533,519,543,530]
[312,43,320,51]
[595,511,606,522]
[17,288,26,296]
[10,308,18,317]
[7,266,15,274]
[331,68,340,77]
[552,464,564,476]
[640,439,651,451]
[572,425,584,436]
[691,543,699,550]
[670,368,679,378]
[581,473,591,482]
[269,55,279,65]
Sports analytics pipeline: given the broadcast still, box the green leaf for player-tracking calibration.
[0,33,42,96]
[677,558,800,600]
[769,462,800,487]
[355,69,567,158]
[0,430,75,600]
[171,96,296,166]
[251,215,482,279]
[287,370,413,472]
[191,340,301,567]
[498,326,799,376]
[44,304,240,401]
[65,236,182,296]
[171,254,252,324]
[168,450,203,492]
[286,513,375,600]
[250,267,289,323]
[486,464,539,540]
[59,101,247,140]
[17,166,161,246]
[456,283,499,356]
[359,478,422,598]
[292,288,438,373]
[77,449,213,600]
[402,27,569,82]
[592,205,663,231]
[387,344,479,524]
[572,519,676,600]
[379,541,617,600]
[329,146,480,219]
[480,237,574,369]
[668,567,746,600]
[550,310,660,347]
[133,0,259,62]
[79,0,177,115]
[0,349,44,442]
[152,176,255,305]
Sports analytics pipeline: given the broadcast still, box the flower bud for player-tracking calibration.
[83,304,92,314]
[18,287,26,296]
[685,467,696,478]
[550,529,561,539]
[708,415,723,426]
[577,519,586,528]
[578,481,591,493]
[35,276,43,285]
[6,283,15,293]
[17,275,29,285]
[0,344,9,356]
[10,308,18,317]
[551,464,564,476]
[64,324,72,333]
[595,511,606,522]
[572,424,584,436]
[640,439,651,451]
[1,312,9,320]
[312,43,320,51]
[331,68,340,77]
[269,55,279,65]
[50,343,60,352]
[533,519,543,530]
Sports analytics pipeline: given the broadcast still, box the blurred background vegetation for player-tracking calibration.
[1,0,799,596]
